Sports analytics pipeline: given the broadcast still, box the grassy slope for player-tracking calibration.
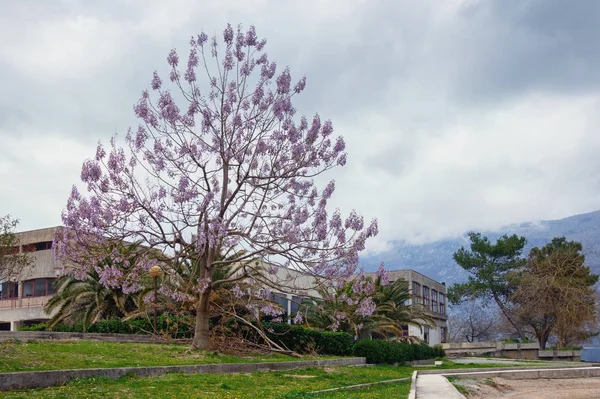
[0,366,413,399]
[0,340,335,372]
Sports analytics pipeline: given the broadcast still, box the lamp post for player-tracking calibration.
[149,266,163,335]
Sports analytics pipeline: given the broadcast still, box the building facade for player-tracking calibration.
[0,227,61,331]
[364,269,448,345]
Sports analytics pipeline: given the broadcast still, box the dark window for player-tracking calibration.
[423,286,430,307]
[23,280,33,297]
[0,282,18,299]
[290,295,301,314]
[34,241,53,251]
[22,278,56,297]
[48,279,57,295]
[412,281,421,304]
[432,290,439,313]
[439,294,446,315]
[423,326,430,344]
[401,324,409,337]
[273,293,288,313]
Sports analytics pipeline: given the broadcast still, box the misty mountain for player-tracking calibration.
[361,210,600,285]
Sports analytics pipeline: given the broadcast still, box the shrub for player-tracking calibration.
[263,322,354,356]
[352,339,440,364]
[43,315,194,338]
[18,323,47,331]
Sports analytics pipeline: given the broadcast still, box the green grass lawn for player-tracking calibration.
[0,366,414,399]
[0,340,335,372]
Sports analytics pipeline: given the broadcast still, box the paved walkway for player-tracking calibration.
[416,374,466,399]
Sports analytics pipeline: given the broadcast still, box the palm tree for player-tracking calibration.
[44,269,152,331]
[45,242,153,331]
[304,277,432,340]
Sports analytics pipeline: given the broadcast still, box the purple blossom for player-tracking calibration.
[376,262,390,286]
[356,297,376,317]
[151,71,162,90]
[223,23,234,44]
[167,49,179,67]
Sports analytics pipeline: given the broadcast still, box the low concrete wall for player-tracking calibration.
[0,331,166,343]
[538,349,581,362]
[0,357,366,391]
[442,341,580,361]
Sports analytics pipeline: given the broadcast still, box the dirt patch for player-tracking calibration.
[461,377,600,399]
[283,374,317,378]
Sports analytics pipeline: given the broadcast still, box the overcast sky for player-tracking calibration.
[1,0,599,252]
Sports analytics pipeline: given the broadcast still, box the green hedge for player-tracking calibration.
[19,315,194,338]
[264,322,354,356]
[353,339,445,364]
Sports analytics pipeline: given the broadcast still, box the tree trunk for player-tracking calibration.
[192,290,211,350]
[492,292,525,339]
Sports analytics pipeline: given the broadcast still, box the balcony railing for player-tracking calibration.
[0,296,51,309]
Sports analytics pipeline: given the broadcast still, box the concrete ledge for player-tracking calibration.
[0,331,166,343]
[419,363,598,375]
[0,357,366,391]
[408,370,417,399]
[441,366,600,380]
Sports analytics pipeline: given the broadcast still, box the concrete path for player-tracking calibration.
[416,374,466,399]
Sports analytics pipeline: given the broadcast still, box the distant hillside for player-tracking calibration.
[360,210,600,284]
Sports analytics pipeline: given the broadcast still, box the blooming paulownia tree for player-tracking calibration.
[55,24,379,349]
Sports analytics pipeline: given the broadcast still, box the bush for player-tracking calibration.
[18,323,47,331]
[352,339,440,364]
[263,322,354,356]
[42,315,194,338]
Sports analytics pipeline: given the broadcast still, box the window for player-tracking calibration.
[439,293,446,315]
[441,327,448,343]
[431,289,439,313]
[422,286,430,307]
[34,241,53,251]
[423,326,430,344]
[401,324,409,337]
[0,282,18,299]
[22,278,56,297]
[22,244,36,253]
[412,281,421,304]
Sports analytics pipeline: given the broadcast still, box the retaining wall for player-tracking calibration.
[0,357,366,391]
[0,331,168,343]
[442,341,581,361]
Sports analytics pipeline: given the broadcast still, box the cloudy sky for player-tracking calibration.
[1,0,599,252]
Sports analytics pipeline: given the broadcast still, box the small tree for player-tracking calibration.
[448,300,501,343]
[55,24,378,350]
[513,237,598,349]
[0,215,32,284]
[448,232,527,339]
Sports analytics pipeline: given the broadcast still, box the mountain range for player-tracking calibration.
[361,210,600,285]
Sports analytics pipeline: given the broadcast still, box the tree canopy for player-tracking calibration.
[512,237,598,348]
[0,215,32,285]
[54,23,379,349]
[448,232,527,338]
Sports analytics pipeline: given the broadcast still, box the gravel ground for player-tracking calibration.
[456,377,600,398]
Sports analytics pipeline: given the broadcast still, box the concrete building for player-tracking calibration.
[0,227,61,331]
[364,269,448,345]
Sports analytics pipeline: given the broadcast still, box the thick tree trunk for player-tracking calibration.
[192,290,211,350]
